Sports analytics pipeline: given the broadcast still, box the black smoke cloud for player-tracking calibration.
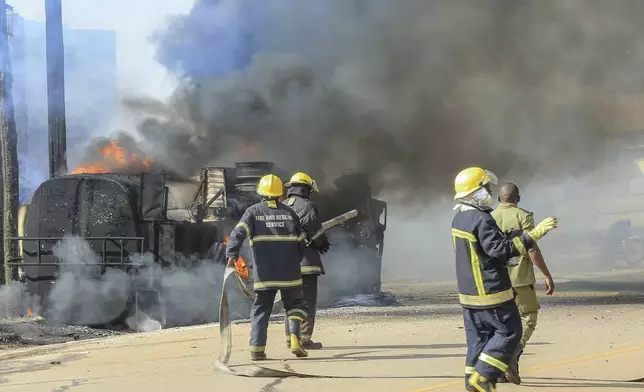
[122,0,644,202]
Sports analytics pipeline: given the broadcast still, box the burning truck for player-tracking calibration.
[11,141,387,328]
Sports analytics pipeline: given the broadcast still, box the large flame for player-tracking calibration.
[72,140,154,175]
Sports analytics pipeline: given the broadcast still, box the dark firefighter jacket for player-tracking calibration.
[284,187,329,275]
[452,203,535,309]
[226,199,305,291]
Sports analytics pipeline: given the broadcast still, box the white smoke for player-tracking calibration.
[0,282,37,319]
[41,236,230,329]
[47,237,134,326]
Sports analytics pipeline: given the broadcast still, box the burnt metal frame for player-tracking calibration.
[8,236,145,267]
[6,235,166,332]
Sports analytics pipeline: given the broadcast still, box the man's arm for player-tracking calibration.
[476,214,535,263]
[302,204,330,253]
[293,211,305,261]
[528,244,555,294]
[226,210,253,266]
[523,213,555,295]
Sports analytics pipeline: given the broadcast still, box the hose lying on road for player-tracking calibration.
[214,266,333,378]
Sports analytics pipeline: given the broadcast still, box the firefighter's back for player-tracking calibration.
[246,200,303,290]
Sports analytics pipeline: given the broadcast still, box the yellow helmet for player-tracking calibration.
[285,172,319,193]
[454,167,499,200]
[256,174,283,197]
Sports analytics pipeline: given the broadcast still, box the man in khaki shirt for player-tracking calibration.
[491,183,555,385]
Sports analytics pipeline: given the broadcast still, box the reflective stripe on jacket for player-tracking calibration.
[452,204,532,308]
[284,188,328,275]
[226,200,305,290]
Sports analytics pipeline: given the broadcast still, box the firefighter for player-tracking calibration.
[282,172,331,350]
[491,182,555,385]
[226,174,309,361]
[451,167,558,392]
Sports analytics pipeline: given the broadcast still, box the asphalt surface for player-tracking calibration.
[0,270,643,391]
[0,317,125,348]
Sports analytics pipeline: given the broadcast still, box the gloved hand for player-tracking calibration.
[317,240,330,254]
[527,217,558,241]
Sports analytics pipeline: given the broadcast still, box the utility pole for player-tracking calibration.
[0,1,19,285]
[45,0,67,177]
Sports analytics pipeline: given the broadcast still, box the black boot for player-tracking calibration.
[250,346,267,361]
[301,335,323,350]
[505,347,523,385]
[287,318,308,358]
[302,340,323,350]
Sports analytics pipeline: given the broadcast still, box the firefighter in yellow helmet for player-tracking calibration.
[226,174,309,360]
[451,167,558,392]
[282,172,330,350]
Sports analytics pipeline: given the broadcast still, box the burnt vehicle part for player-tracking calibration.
[12,163,386,326]
[314,171,387,307]
[10,173,169,327]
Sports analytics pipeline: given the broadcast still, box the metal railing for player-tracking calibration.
[8,236,146,271]
[7,235,166,331]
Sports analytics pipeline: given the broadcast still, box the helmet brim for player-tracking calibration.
[482,170,499,187]
[257,190,283,197]
[284,180,319,193]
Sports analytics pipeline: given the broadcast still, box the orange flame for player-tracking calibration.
[72,140,154,175]
[235,257,249,281]
[71,163,111,175]
[26,307,33,316]
[223,236,249,280]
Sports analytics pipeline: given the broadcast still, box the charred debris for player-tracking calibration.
[7,160,388,329]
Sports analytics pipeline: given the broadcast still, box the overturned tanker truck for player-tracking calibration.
[11,162,387,328]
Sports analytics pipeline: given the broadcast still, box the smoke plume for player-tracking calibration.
[109,0,644,203]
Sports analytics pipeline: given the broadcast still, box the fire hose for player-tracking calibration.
[214,210,359,378]
[214,266,328,377]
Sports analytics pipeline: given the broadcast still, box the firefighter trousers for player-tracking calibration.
[250,287,307,350]
[285,274,318,341]
[463,300,523,382]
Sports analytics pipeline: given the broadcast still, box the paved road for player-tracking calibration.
[1,278,643,391]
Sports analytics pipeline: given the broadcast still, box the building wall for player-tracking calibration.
[9,13,116,202]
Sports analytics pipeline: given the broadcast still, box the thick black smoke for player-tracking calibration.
[123,0,644,202]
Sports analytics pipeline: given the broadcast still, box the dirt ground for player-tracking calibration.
[1,271,644,392]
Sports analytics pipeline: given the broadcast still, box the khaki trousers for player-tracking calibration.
[514,285,540,348]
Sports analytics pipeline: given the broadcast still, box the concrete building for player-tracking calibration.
[8,8,116,201]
